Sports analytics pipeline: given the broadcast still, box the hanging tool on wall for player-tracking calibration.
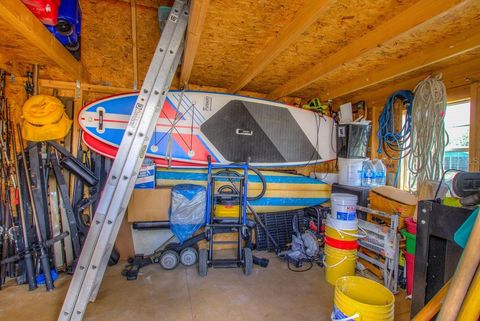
[12,126,37,291]
[28,140,99,267]
[17,124,55,291]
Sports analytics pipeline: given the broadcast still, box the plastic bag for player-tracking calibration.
[169,184,206,244]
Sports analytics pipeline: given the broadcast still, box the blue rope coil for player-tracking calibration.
[377,90,414,186]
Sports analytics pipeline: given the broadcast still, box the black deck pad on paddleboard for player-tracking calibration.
[200,100,320,163]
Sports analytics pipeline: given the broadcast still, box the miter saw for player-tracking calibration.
[278,215,321,268]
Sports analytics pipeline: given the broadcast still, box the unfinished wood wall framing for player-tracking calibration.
[80,0,181,89]
[1,0,479,178]
[470,83,480,172]
[2,0,479,105]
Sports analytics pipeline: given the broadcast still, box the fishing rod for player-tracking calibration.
[16,124,55,291]
[12,127,37,291]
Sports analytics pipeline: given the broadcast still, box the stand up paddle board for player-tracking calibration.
[80,91,336,167]
[156,167,331,213]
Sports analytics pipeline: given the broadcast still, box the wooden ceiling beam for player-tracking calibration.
[227,0,331,93]
[115,0,172,9]
[342,57,480,107]
[266,0,466,100]
[325,27,480,99]
[179,0,210,88]
[0,0,84,81]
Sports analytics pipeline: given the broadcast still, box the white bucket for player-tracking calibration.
[326,217,367,240]
[331,193,358,221]
[327,217,358,231]
[338,157,365,186]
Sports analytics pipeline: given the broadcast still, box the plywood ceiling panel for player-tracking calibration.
[189,0,308,89]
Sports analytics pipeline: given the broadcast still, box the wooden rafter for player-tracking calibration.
[266,0,466,100]
[343,57,480,108]
[0,0,84,81]
[227,0,331,93]
[179,0,210,88]
[325,27,480,99]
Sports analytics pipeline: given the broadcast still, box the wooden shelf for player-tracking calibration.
[0,0,85,81]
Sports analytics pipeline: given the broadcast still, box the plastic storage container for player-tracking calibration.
[338,157,364,186]
[404,250,415,295]
[401,229,416,254]
[405,217,417,235]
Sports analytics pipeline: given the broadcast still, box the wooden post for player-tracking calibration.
[131,0,138,90]
[370,105,379,160]
[469,82,479,171]
[69,89,83,196]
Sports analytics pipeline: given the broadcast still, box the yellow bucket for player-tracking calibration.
[332,276,395,321]
[325,225,358,241]
[324,244,357,286]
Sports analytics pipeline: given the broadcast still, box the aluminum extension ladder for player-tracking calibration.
[58,1,189,320]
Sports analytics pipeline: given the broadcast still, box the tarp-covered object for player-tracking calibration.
[169,184,206,244]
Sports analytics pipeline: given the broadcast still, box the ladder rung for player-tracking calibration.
[212,241,238,244]
[214,193,240,197]
[213,175,245,180]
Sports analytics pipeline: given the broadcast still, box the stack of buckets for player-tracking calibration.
[402,217,417,295]
[331,276,395,321]
[324,193,360,285]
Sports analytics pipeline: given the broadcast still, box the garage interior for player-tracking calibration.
[0,0,479,320]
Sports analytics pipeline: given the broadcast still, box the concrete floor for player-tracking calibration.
[0,252,411,321]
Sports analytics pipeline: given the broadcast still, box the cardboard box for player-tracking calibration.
[127,187,172,222]
[134,163,155,189]
[114,216,135,259]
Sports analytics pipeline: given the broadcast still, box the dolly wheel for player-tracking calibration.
[159,250,180,270]
[198,249,208,277]
[180,247,198,266]
[243,248,253,276]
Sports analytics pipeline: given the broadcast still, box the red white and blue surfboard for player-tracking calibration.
[79,91,336,167]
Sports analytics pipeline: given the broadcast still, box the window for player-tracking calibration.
[443,101,470,171]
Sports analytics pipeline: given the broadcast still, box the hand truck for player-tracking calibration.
[198,156,253,276]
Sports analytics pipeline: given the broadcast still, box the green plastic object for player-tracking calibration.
[454,208,479,249]
[442,197,462,207]
[401,229,416,254]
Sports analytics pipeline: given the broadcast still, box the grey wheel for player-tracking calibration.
[180,247,198,266]
[198,249,208,277]
[159,250,180,270]
[243,248,253,276]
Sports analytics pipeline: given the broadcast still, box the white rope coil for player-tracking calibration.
[408,73,448,189]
